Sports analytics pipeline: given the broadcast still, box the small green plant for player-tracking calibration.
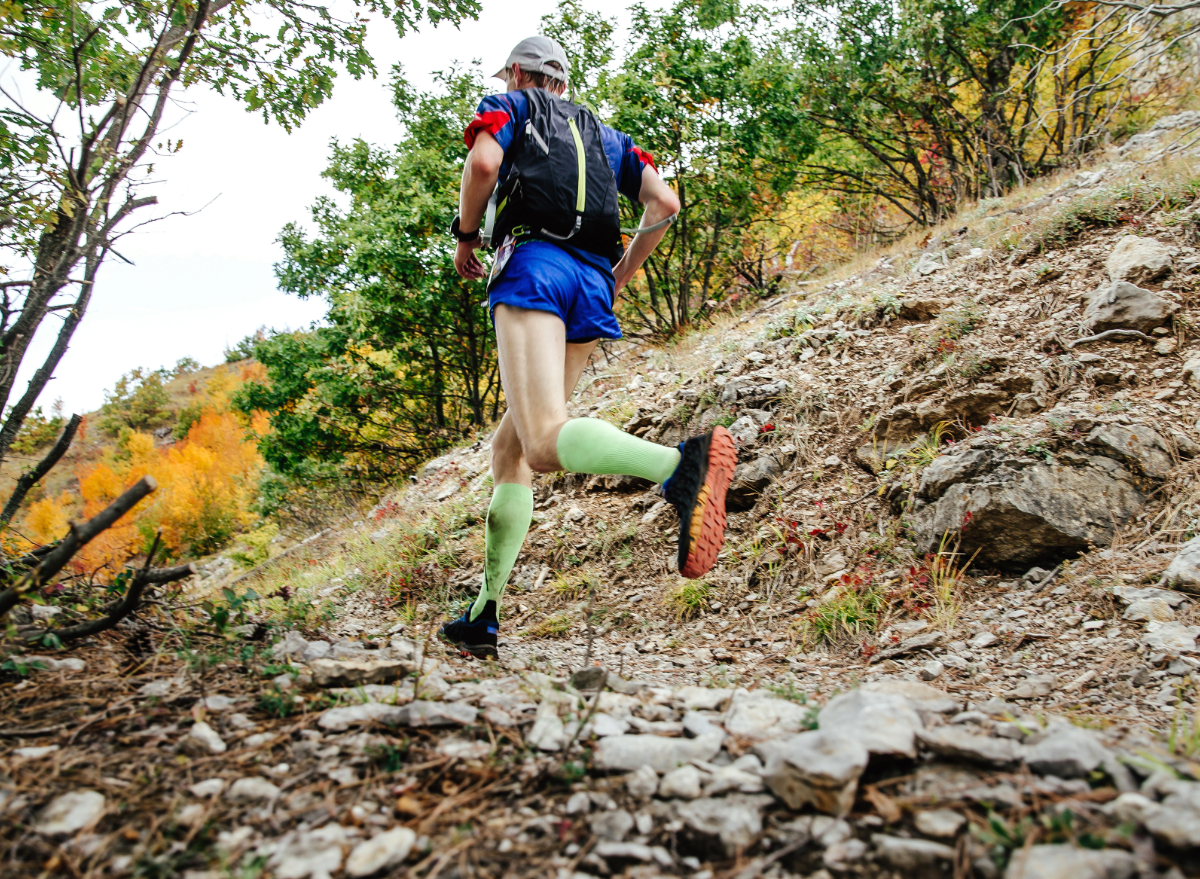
[712,413,736,428]
[667,580,711,620]
[202,587,260,634]
[258,685,300,718]
[368,740,411,773]
[763,682,819,729]
[904,421,951,468]
[0,656,46,677]
[1024,440,1053,462]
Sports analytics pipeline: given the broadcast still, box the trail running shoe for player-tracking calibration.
[663,426,737,578]
[438,600,499,659]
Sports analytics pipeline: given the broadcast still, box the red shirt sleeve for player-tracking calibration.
[464,110,511,149]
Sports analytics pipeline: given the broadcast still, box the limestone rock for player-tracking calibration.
[1143,779,1200,849]
[872,835,956,871]
[271,630,309,659]
[188,779,226,799]
[594,732,724,773]
[527,700,566,752]
[676,794,773,856]
[917,725,1021,767]
[917,449,994,499]
[1085,423,1174,478]
[658,765,703,799]
[726,455,782,512]
[1163,535,1200,594]
[914,809,966,838]
[590,809,634,841]
[1022,723,1109,778]
[1105,235,1173,285]
[318,702,407,731]
[226,777,281,803]
[899,297,944,320]
[345,828,416,877]
[912,453,1145,567]
[723,689,814,741]
[34,790,105,835]
[183,721,227,756]
[854,438,924,474]
[1013,674,1057,699]
[626,765,659,798]
[754,731,868,815]
[1003,844,1136,879]
[309,657,414,688]
[818,688,924,758]
[860,679,961,716]
[1083,281,1178,334]
[1143,620,1200,653]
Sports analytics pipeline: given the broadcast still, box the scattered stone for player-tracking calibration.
[970,631,998,649]
[754,731,869,815]
[318,703,407,731]
[272,630,309,659]
[819,688,923,757]
[309,657,414,688]
[1085,423,1174,478]
[658,765,703,799]
[1143,779,1200,848]
[917,725,1021,767]
[920,660,945,681]
[726,455,782,512]
[914,809,966,838]
[676,794,773,856]
[872,835,956,871]
[1143,620,1200,653]
[1105,234,1174,285]
[527,700,566,752]
[871,631,945,663]
[1122,597,1175,622]
[226,777,281,803]
[1003,844,1137,879]
[590,809,634,842]
[723,689,814,740]
[13,745,58,759]
[1084,280,1178,334]
[1022,723,1109,778]
[188,779,226,799]
[1163,535,1200,594]
[302,640,332,661]
[626,765,659,798]
[345,828,416,877]
[183,722,227,756]
[34,790,105,835]
[1012,674,1056,699]
[861,680,962,716]
[595,732,724,773]
[569,666,607,690]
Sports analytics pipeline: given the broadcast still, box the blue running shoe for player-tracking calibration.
[438,600,499,659]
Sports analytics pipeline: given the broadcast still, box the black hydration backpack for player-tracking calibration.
[490,89,622,263]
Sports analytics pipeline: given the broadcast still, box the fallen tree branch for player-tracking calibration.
[1066,328,1155,348]
[0,414,83,525]
[0,476,157,618]
[24,533,194,643]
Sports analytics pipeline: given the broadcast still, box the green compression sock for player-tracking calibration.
[469,482,534,621]
[555,418,682,485]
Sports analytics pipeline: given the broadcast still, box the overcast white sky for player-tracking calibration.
[14,0,655,415]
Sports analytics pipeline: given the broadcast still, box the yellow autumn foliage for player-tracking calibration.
[18,364,269,575]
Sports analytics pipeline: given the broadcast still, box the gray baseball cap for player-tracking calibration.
[493,36,569,83]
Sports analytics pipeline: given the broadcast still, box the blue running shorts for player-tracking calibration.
[488,240,623,343]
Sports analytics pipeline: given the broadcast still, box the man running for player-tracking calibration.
[439,36,735,659]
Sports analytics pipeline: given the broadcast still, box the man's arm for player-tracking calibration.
[612,165,681,294]
[454,131,505,280]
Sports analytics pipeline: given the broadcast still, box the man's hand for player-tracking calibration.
[455,236,487,279]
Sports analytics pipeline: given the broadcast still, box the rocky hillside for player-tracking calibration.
[4,113,1200,879]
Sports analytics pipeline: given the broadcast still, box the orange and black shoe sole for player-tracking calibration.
[678,426,737,578]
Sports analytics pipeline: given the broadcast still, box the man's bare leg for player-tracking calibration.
[462,332,596,624]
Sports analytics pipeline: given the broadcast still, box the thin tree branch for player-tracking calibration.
[0,414,82,525]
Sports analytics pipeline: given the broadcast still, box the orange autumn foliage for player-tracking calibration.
[20,364,269,576]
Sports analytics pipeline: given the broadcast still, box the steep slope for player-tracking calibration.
[4,114,1200,879]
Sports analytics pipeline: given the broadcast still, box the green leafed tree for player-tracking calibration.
[234,68,499,485]
[0,0,480,493]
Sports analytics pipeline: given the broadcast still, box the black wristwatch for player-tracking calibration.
[450,216,481,243]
